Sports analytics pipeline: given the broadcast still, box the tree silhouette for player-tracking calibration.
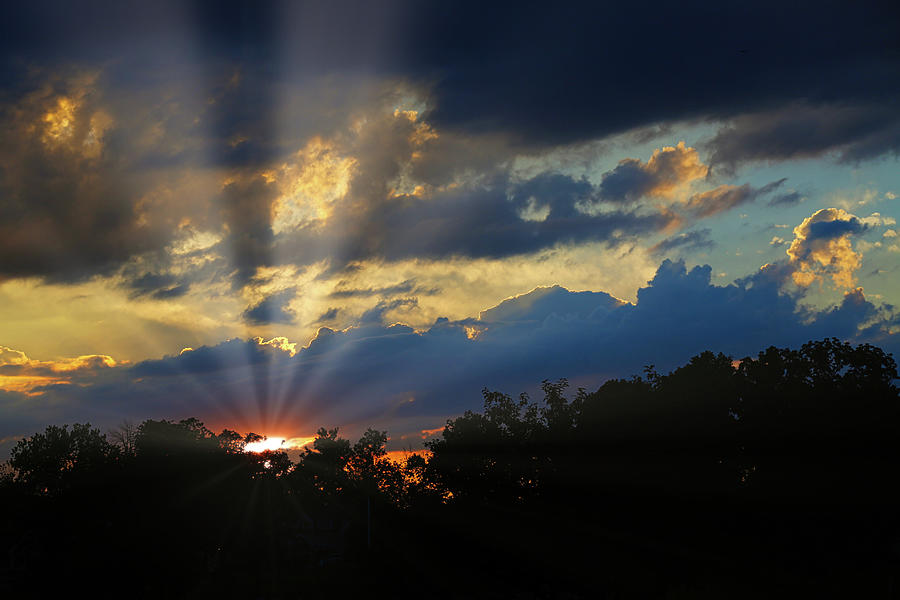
[109,419,138,457]
[1,338,898,598]
[8,422,115,495]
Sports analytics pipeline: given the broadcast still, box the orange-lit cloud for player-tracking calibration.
[0,346,119,372]
[0,375,69,396]
[462,326,482,340]
[641,142,709,199]
[597,141,708,205]
[786,208,867,289]
[420,426,444,439]
[257,336,299,356]
[41,96,80,145]
[0,345,120,395]
[32,72,113,159]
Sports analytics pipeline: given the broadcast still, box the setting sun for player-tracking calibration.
[244,435,316,453]
[244,437,286,453]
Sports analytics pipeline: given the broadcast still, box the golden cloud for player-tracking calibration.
[256,336,299,357]
[271,136,357,233]
[42,96,80,145]
[30,72,112,158]
[0,375,69,396]
[786,208,865,290]
[0,345,120,395]
[0,345,118,371]
[642,141,709,199]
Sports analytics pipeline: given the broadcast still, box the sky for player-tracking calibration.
[1,0,899,457]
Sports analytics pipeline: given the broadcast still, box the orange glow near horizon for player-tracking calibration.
[385,449,430,464]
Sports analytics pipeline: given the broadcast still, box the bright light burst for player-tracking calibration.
[244,435,316,453]
[244,437,286,453]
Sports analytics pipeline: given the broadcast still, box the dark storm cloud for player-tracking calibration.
[705,104,900,171]
[268,138,759,270]
[242,288,297,325]
[1,1,896,288]
[508,173,593,218]
[262,107,682,270]
[275,175,676,267]
[596,160,659,203]
[3,258,897,459]
[0,65,249,285]
[4,1,897,151]
[414,2,900,148]
[0,79,170,282]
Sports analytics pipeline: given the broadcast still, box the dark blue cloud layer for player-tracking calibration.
[2,259,896,458]
[272,173,677,271]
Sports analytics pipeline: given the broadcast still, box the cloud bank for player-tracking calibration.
[2,256,896,459]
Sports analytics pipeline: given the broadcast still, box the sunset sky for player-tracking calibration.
[1,0,898,457]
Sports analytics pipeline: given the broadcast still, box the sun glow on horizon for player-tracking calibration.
[244,437,286,453]
[244,435,316,453]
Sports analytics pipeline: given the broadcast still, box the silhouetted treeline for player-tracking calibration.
[1,338,899,598]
